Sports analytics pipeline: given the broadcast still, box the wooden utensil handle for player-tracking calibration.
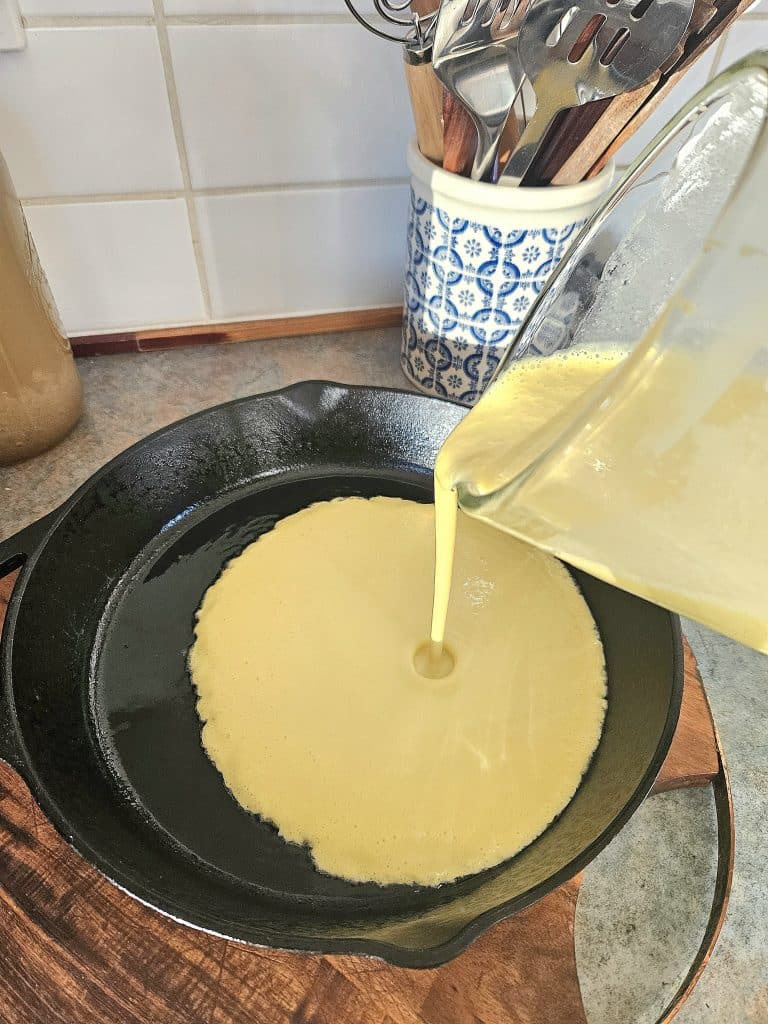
[551,82,657,186]
[520,105,601,185]
[404,52,445,165]
[443,91,477,175]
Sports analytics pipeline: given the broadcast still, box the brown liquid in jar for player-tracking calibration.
[0,151,81,465]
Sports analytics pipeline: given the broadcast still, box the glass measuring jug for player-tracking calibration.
[444,53,768,653]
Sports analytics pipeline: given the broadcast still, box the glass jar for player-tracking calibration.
[0,150,82,465]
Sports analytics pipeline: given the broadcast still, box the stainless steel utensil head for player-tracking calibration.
[500,0,695,183]
[520,0,695,93]
[434,0,522,59]
[433,0,529,181]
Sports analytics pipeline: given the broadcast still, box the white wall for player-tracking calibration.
[1,1,766,335]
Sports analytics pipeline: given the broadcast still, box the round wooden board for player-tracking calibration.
[0,572,723,1024]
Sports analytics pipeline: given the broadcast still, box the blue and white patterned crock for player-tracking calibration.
[401,140,614,405]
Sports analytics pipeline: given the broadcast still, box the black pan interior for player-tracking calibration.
[3,382,682,966]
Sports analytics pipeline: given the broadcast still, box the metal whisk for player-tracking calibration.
[342,0,437,47]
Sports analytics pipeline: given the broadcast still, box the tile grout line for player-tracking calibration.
[20,12,389,28]
[152,0,213,320]
[189,177,411,195]
[19,11,768,27]
[21,15,152,27]
[23,191,183,205]
[709,27,736,77]
[163,13,371,25]
[35,10,768,28]
[20,178,411,206]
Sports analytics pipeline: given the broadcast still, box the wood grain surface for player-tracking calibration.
[442,92,477,175]
[549,82,658,186]
[405,57,445,165]
[0,570,718,1024]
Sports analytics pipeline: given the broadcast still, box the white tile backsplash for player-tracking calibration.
[0,27,182,197]
[25,199,206,333]
[168,24,411,188]
[196,184,408,318]
[1,12,767,334]
[715,20,768,70]
[19,0,153,13]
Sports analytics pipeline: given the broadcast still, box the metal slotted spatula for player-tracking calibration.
[500,0,695,185]
[433,0,528,181]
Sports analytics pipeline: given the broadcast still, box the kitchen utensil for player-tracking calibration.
[587,0,754,177]
[443,89,478,172]
[520,101,608,186]
[410,0,439,23]
[433,0,528,181]
[547,0,718,184]
[459,0,722,185]
[0,382,681,967]
[344,0,444,165]
[500,0,695,184]
[440,1,530,177]
[404,0,444,165]
[343,0,436,42]
[548,80,660,184]
[524,0,705,188]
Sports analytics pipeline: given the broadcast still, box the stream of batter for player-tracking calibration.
[428,347,626,663]
[433,335,768,656]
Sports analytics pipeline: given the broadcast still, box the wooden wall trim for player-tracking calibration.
[71,307,404,357]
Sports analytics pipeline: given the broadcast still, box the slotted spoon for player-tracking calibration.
[500,0,695,184]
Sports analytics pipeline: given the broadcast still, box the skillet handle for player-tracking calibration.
[0,510,60,773]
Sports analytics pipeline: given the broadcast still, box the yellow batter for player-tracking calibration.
[430,348,626,651]
[435,341,768,653]
[429,347,625,653]
[189,497,606,887]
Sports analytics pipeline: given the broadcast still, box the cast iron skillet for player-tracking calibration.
[0,381,683,968]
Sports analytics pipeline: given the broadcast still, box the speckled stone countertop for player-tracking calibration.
[1,329,766,1023]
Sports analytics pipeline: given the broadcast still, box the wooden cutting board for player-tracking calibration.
[0,570,721,1024]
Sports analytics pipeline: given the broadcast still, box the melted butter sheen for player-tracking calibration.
[189,497,606,887]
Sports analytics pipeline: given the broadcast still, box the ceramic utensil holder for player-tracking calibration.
[401,140,614,405]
